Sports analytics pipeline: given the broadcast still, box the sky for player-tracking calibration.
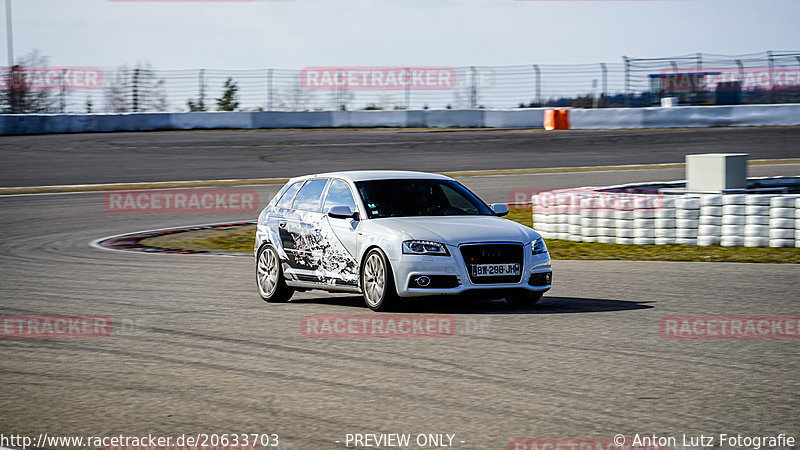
[2,0,799,70]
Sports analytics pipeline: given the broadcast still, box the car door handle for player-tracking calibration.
[279,221,287,228]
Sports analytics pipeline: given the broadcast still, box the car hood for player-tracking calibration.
[371,215,539,245]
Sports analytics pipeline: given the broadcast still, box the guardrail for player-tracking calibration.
[2,104,800,135]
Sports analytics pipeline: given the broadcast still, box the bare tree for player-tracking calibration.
[103,62,168,113]
[276,76,315,111]
[1,50,56,113]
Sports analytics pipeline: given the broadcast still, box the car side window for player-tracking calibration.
[322,179,358,214]
[276,181,303,209]
[292,179,329,212]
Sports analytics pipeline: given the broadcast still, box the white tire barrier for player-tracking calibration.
[722,194,747,205]
[633,210,655,219]
[583,210,599,218]
[654,218,676,228]
[700,216,723,226]
[596,218,615,228]
[720,236,744,247]
[722,215,746,225]
[721,205,746,215]
[744,236,769,247]
[769,229,794,239]
[701,195,723,206]
[533,190,800,248]
[744,225,770,238]
[676,218,700,229]
[655,228,677,238]
[697,236,721,246]
[676,209,701,219]
[655,209,677,219]
[721,224,746,236]
[596,227,615,237]
[700,206,722,216]
[746,215,770,225]
[615,210,634,220]
[616,228,634,238]
[616,219,634,229]
[746,195,774,206]
[745,205,770,216]
[698,225,721,236]
[770,208,795,219]
[771,197,795,208]
[596,210,615,219]
[770,218,795,229]
[675,197,700,209]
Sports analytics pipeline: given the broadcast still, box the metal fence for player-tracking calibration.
[2,51,798,114]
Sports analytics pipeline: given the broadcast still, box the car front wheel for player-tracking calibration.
[361,248,398,312]
[257,244,294,303]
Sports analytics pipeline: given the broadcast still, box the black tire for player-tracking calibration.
[360,248,398,312]
[506,292,544,308]
[256,244,294,303]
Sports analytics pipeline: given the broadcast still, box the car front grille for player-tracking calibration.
[460,243,524,285]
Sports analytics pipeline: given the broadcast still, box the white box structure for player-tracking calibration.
[686,153,748,192]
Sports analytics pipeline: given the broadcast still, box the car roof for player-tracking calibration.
[288,170,454,183]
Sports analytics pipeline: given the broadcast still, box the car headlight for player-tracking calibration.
[402,240,450,256]
[532,237,548,255]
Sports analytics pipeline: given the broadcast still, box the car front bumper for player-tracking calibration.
[392,244,552,298]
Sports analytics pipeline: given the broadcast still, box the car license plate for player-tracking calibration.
[471,263,520,277]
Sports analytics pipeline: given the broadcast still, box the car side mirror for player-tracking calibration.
[328,205,359,220]
[490,203,509,217]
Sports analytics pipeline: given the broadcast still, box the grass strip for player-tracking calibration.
[140,207,800,263]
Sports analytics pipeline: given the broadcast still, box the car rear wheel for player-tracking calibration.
[361,248,398,312]
[506,292,543,308]
[257,244,294,303]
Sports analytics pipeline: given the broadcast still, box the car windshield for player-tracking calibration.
[355,178,494,219]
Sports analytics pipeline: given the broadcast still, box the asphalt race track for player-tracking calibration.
[0,128,799,450]
[1,127,800,187]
